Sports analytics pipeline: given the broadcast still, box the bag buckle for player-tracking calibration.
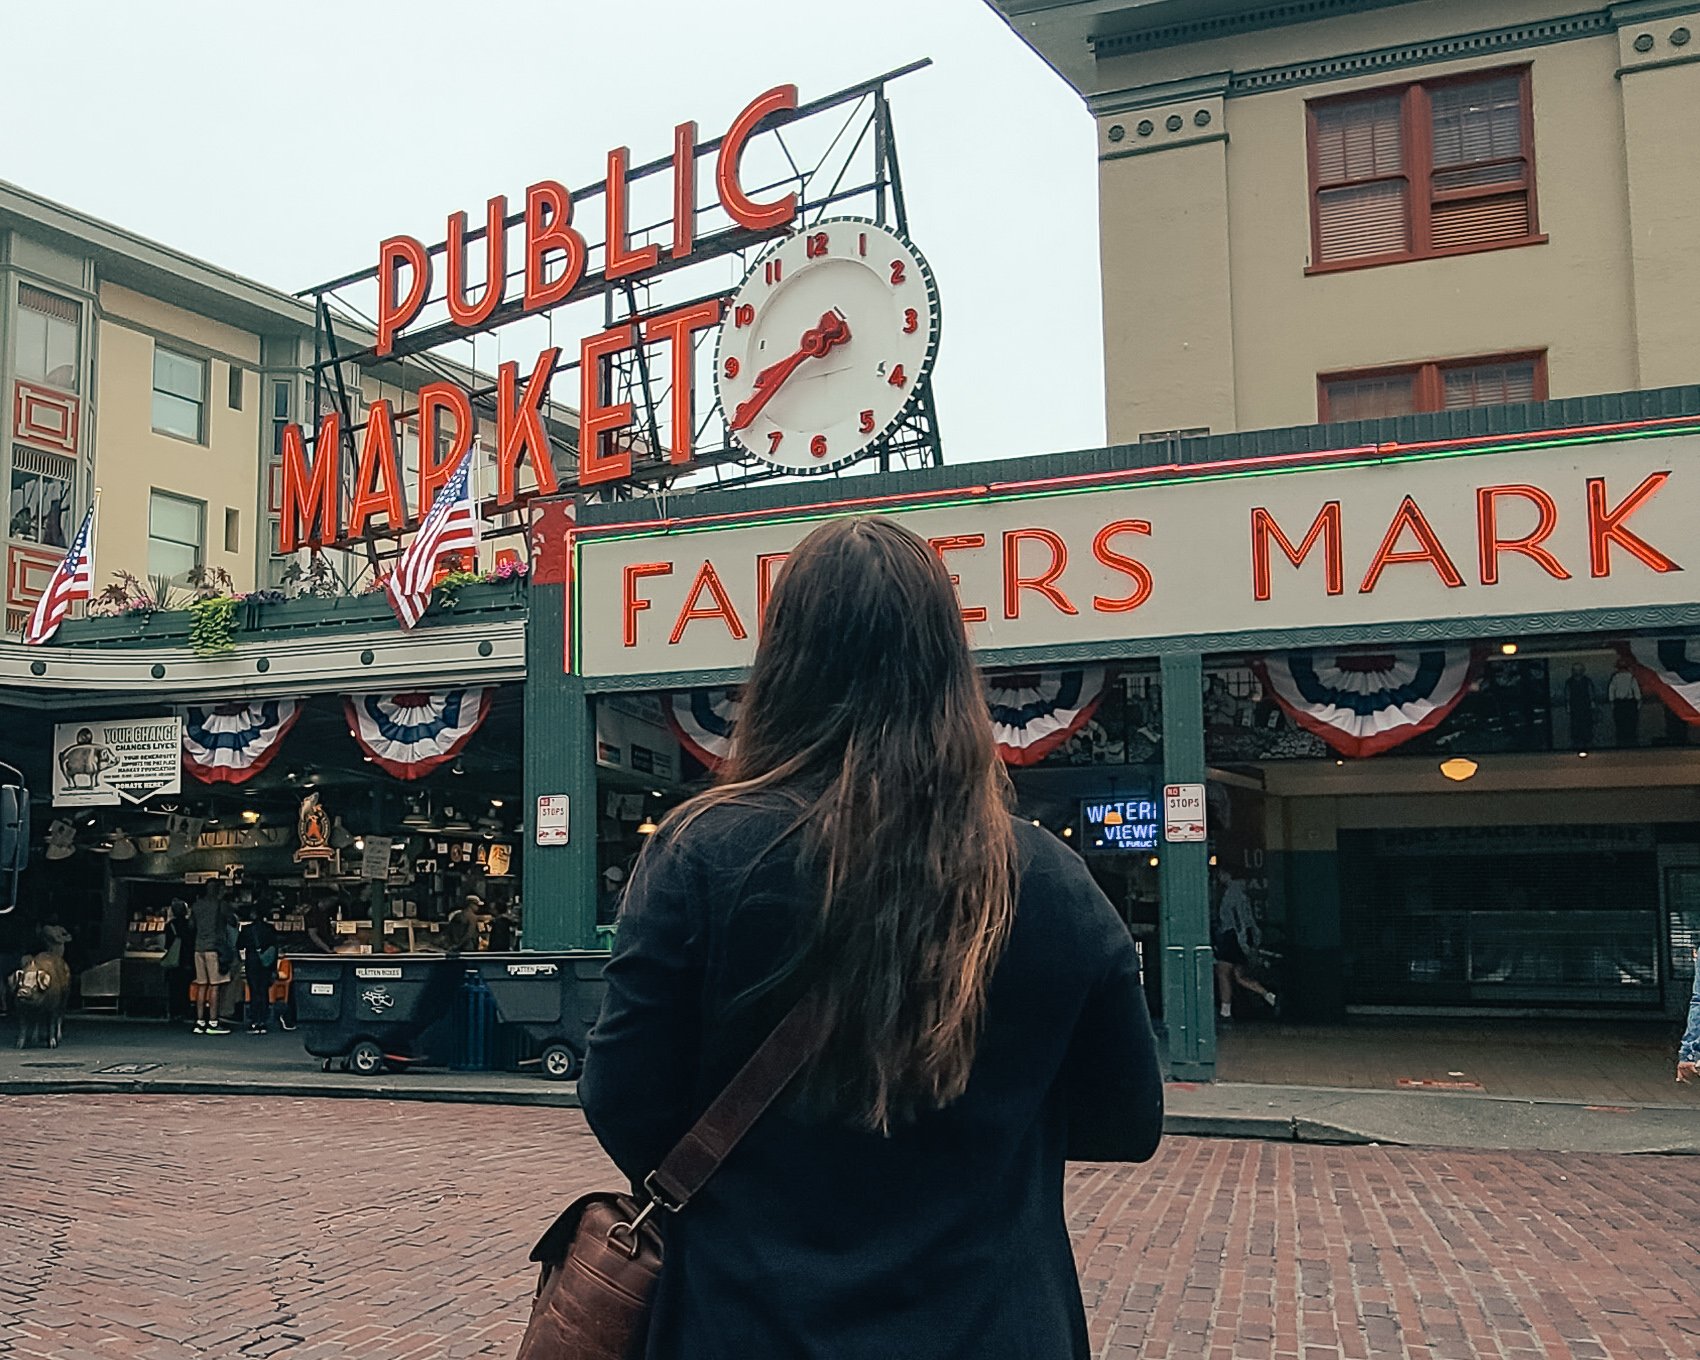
[606,1174,680,1259]
[640,1172,683,1214]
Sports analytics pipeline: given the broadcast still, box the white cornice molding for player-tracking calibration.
[0,620,526,708]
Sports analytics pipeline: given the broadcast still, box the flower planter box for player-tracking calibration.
[57,577,528,651]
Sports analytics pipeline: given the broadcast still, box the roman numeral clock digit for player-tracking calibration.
[714,219,937,476]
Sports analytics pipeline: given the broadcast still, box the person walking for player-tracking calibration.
[302,896,338,954]
[189,887,236,1035]
[1678,948,1700,1086]
[1565,662,1597,748]
[1213,869,1277,1019]
[579,517,1164,1360]
[1608,659,1642,747]
[238,907,280,1034]
[485,900,515,952]
[160,899,196,1024]
[442,894,486,953]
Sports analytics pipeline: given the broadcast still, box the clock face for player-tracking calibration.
[714,217,939,474]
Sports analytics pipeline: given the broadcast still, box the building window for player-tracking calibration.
[9,446,75,547]
[148,490,204,581]
[15,285,81,391]
[1319,352,1546,421]
[1308,68,1539,270]
[271,379,292,455]
[152,347,207,441]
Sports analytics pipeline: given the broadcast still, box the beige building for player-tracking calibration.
[990,0,1700,441]
[0,181,574,633]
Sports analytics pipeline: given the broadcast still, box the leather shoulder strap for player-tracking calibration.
[644,996,819,1213]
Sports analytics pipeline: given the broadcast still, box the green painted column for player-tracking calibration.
[522,582,599,950]
[1158,651,1216,1080]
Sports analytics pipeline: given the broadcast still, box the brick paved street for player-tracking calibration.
[1,1097,1696,1359]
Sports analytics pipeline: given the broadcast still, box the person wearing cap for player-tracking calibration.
[442,894,486,953]
[599,864,627,924]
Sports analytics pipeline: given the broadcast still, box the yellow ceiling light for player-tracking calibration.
[1500,642,1519,656]
[637,816,658,836]
[1439,757,1479,782]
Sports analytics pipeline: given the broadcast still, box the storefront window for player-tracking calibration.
[9,446,75,546]
[15,284,80,391]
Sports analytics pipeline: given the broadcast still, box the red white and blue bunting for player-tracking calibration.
[984,666,1108,767]
[666,688,740,770]
[344,688,493,780]
[181,699,303,785]
[1620,638,1700,726]
[1256,648,1478,758]
[667,667,1108,771]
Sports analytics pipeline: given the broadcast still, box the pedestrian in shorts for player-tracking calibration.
[190,888,236,1035]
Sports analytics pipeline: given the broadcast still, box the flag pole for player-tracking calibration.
[86,486,102,618]
[469,436,483,575]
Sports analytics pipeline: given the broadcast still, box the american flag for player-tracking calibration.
[23,505,95,646]
[385,443,480,628]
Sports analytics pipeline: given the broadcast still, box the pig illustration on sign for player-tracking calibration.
[58,729,117,790]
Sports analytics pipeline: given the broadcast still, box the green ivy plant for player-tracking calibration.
[188,595,240,655]
[433,570,485,611]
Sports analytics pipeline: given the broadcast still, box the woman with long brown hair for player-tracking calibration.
[580,516,1163,1358]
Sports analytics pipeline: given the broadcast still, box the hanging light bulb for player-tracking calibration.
[1440,757,1479,782]
[636,816,658,836]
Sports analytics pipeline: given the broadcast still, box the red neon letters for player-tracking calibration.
[290,84,807,548]
[371,85,797,359]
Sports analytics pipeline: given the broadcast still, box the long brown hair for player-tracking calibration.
[676,516,1017,1132]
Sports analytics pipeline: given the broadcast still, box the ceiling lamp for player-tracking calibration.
[637,816,659,836]
[1500,642,1519,656]
[1440,757,1479,782]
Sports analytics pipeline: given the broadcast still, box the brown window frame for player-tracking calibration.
[1306,66,1545,275]
[1317,350,1549,422]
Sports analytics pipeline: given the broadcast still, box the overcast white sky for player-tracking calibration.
[0,0,1105,463]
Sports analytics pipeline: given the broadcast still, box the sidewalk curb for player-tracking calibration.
[1164,1113,1305,1142]
[0,1077,584,1107]
[7,1078,1696,1153]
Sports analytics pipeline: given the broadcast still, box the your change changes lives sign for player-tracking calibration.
[53,717,183,807]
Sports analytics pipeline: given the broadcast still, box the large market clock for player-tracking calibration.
[714,217,940,474]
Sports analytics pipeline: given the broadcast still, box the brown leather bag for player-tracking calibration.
[517,998,819,1360]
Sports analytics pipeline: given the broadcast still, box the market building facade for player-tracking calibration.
[536,391,1700,1078]
[8,35,1700,1083]
[0,180,572,991]
[989,0,1700,440]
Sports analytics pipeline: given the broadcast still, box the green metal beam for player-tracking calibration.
[522,584,599,950]
[1158,651,1215,1080]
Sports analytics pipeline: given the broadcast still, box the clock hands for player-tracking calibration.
[728,309,852,432]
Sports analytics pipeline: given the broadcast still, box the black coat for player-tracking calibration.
[579,800,1164,1360]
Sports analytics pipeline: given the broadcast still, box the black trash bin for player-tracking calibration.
[289,954,464,1076]
[463,952,608,1080]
